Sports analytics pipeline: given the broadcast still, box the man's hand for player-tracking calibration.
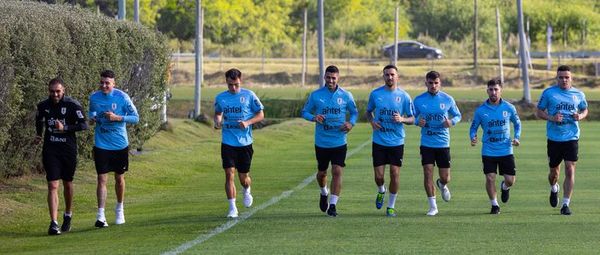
[512,139,520,146]
[104,111,122,122]
[314,114,325,124]
[443,117,452,128]
[340,122,353,132]
[552,112,563,123]
[392,113,403,123]
[238,120,249,129]
[213,121,222,129]
[572,112,581,121]
[54,120,64,131]
[470,136,478,146]
[418,117,426,127]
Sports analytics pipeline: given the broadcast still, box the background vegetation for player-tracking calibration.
[41,0,600,59]
[0,0,170,178]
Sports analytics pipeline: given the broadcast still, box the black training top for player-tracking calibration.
[36,96,88,154]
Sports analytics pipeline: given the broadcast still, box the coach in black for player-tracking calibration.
[35,78,87,235]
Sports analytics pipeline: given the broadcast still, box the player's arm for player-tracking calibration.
[446,101,461,127]
[64,102,88,132]
[214,111,223,129]
[469,112,480,146]
[573,108,588,121]
[535,108,560,122]
[398,98,415,125]
[239,110,264,129]
[35,104,44,143]
[342,94,358,132]
[511,107,521,145]
[120,97,140,124]
[301,94,319,122]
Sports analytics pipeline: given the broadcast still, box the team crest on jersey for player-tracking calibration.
[240,97,246,103]
[337,98,343,105]
[61,107,66,115]
[76,110,84,119]
[395,96,401,103]
[503,111,508,117]
[111,103,117,111]
[440,103,445,110]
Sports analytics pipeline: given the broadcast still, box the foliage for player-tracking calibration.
[0,0,170,178]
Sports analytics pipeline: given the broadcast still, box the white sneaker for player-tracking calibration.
[243,193,253,208]
[227,207,239,218]
[426,207,439,216]
[436,179,451,202]
[115,210,126,225]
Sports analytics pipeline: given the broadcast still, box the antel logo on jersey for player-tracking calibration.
[503,111,508,118]
[555,102,575,111]
[440,103,445,110]
[223,106,242,113]
[61,107,66,115]
[379,107,398,116]
[488,119,506,127]
[337,98,343,105]
[395,96,401,103]
[240,97,246,103]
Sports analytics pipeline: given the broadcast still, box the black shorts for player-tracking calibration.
[420,146,451,168]
[221,143,254,173]
[547,139,578,168]
[42,152,77,182]
[94,146,129,175]
[482,155,516,176]
[315,144,347,171]
[372,143,404,167]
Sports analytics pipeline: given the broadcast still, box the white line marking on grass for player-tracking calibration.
[162,139,371,255]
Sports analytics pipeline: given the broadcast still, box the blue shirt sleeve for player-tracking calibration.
[448,98,461,126]
[537,89,548,110]
[413,97,421,126]
[301,93,316,121]
[121,95,139,124]
[511,105,522,140]
[346,92,358,125]
[469,109,481,140]
[402,93,414,117]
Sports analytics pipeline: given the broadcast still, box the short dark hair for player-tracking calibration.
[101,70,115,79]
[383,64,398,72]
[425,71,440,80]
[225,68,242,80]
[557,65,571,72]
[487,79,502,88]
[325,65,339,74]
[48,77,64,87]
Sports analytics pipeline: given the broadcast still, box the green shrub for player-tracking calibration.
[0,0,170,178]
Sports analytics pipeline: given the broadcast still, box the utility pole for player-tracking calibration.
[118,0,125,20]
[473,0,478,79]
[495,7,504,84]
[134,0,140,23]
[317,0,325,87]
[302,5,308,87]
[193,0,203,118]
[517,0,531,103]
[393,5,399,67]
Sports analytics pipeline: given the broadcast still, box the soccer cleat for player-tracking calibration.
[48,221,61,235]
[436,179,451,202]
[386,207,397,217]
[227,207,239,218]
[243,192,253,208]
[560,204,572,215]
[94,219,108,228]
[426,207,438,216]
[490,205,500,214]
[500,181,510,203]
[115,210,126,225]
[326,204,337,217]
[61,214,72,232]
[375,192,385,209]
[319,194,328,212]
[549,185,560,208]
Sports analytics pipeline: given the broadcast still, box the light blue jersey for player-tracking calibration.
[366,85,414,146]
[89,88,139,150]
[470,99,521,156]
[301,86,358,148]
[215,88,264,147]
[537,85,587,142]
[413,91,461,148]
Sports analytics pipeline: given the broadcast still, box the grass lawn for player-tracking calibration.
[1,119,600,254]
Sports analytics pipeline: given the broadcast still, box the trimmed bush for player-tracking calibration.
[0,1,170,178]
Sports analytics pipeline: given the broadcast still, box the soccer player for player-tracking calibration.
[413,71,461,216]
[469,79,521,214]
[214,68,264,218]
[536,65,588,215]
[36,78,87,235]
[365,65,414,217]
[301,65,358,217]
[89,70,139,227]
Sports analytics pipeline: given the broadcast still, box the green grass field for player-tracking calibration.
[171,86,600,102]
[2,119,600,254]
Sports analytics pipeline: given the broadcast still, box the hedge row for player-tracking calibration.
[0,1,170,178]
